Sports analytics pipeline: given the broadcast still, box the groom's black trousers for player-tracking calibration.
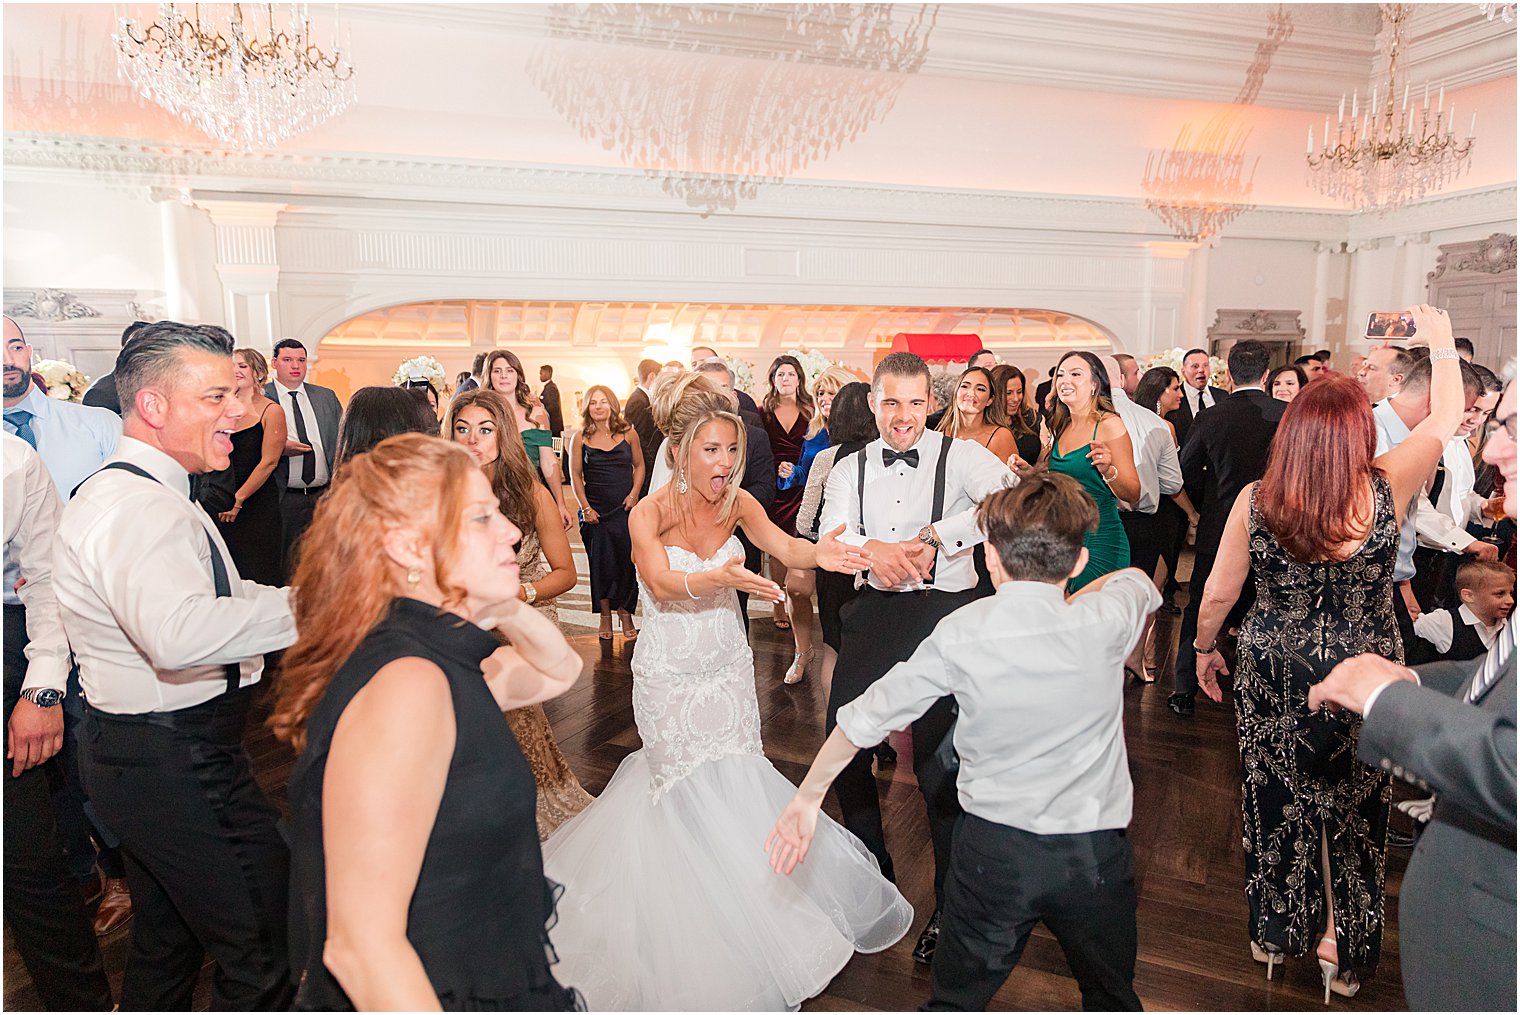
[827,586,983,905]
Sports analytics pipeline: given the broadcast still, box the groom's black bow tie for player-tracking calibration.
[882,447,920,469]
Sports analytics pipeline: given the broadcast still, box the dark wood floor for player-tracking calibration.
[5,575,1413,1012]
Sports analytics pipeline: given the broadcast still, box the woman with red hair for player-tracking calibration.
[1192,306,1466,1002]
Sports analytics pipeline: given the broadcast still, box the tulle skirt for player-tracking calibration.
[542,750,912,1011]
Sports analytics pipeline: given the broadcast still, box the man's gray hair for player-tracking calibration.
[695,358,734,384]
[115,321,235,417]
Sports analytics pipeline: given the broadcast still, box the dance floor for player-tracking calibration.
[4,544,1413,1011]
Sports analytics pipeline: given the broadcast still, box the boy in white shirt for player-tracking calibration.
[768,473,1158,1011]
[1412,558,1514,662]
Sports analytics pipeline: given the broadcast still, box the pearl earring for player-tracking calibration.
[407,565,422,589]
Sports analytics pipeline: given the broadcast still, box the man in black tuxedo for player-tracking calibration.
[695,359,776,630]
[1165,347,1230,450]
[625,358,664,497]
[453,352,486,399]
[1170,340,1283,717]
[80,321,151,415]
[691,345,760,416]
[1314,381,1515,1011]
[264,338,342,579]
[539,364,564,437]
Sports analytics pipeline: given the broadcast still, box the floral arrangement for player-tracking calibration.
[33,358,90,402]
[392,354,450,395]
[1144,347,1228,387]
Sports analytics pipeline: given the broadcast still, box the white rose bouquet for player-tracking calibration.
[392,355,450,395]
[33,358,90,402]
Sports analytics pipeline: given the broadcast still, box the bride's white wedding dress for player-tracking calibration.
[543,535,911,1011]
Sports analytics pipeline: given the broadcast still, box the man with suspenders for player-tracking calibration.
[54,323,298,1009]
[820,352,1016,964]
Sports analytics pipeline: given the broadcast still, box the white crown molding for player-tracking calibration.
[9,131,1513,249]
[335,3,1514,110]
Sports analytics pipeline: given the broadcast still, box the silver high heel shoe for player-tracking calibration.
[1316,936,1360,1004]
[1249,941,1283,981]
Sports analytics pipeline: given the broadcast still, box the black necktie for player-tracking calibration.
[882,447,919,469]
[288,391,316,485]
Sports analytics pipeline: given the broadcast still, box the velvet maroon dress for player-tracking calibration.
[761,407,809,536]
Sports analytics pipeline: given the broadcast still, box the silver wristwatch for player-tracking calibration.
[19,687,63,708]
[917,525,941,550]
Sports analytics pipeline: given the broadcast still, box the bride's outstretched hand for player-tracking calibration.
[815,524,872,574]
[715,556,785,602]
[766,797,819,876]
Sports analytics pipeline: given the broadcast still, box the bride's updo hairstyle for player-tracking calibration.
[271,434,482,752]
[653,370,748,526]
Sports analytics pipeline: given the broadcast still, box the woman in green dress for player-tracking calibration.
[1043,350,1140,591]
[486,349,574,530]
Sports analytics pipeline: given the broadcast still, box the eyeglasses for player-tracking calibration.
[1492,414,1518,439]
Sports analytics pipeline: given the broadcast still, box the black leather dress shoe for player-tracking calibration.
[1159,599,1181,616]
[874,741,898,767]
[911,909,940,966]
[1167,692,1195,717]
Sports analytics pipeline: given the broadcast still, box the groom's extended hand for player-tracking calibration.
[815,524,872,574]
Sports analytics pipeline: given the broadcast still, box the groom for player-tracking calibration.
[819,352,1016,964]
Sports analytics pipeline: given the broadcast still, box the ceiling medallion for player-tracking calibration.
[1306,4,1475,213]
[114,3,357,150]
[530,4,938,216]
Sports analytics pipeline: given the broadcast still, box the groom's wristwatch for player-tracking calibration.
[917,525,941,550]
[19,688,63,708]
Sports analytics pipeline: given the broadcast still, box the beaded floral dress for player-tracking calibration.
[504,530,594,841]
[540,535,910,1011]
[1233,476,1399,976]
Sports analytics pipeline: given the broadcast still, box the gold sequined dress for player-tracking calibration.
[505,530,595,841]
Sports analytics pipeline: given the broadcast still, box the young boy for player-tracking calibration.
[767,473,1159,1011]
[1412,558,1514,663]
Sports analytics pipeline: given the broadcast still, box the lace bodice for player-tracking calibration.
[631,535,764,799]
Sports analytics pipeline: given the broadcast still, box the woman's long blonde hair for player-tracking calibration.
[270,434,479,752]
[653,371,748,527]
[807,366,860,439]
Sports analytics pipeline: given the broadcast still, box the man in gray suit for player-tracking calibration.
[1310,377,1517,1012]
[264,338,341,580]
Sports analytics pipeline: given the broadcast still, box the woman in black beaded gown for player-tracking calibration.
[1192,310,1467,1002]
[213,348,285,585]
[272,436,583,1011]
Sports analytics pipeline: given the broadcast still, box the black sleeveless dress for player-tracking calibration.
[578,438,638,614]
[287,598,580,1011]
[215,413,284,586]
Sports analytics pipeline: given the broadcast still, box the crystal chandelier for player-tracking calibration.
[530,4,937,215]
[114,3,356,150]
[1142,114,1259,243]
[1478,3,1516,22]
[1306,4,1475,213]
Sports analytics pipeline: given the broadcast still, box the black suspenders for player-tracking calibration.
[76,462,243,695]
[856,436,952,586]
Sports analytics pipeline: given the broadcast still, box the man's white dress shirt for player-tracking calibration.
[54,437,296,714]
[1415,435,1482,554]
[3,434,70,693]
[1184,382,1216,416]
[820,428,1015,593]
[837,571,1161,833]
[273,381,331,489]
[1110,390,1182,514]
[2,386,121,607]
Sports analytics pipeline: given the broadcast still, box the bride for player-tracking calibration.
[543,373,913,1011]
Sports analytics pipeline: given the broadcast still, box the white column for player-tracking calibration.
[192,197,288,351]
[1394,232,1432,305]
[1308,241,1334,349]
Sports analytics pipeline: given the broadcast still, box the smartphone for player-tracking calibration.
[1365,311,1416,339]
